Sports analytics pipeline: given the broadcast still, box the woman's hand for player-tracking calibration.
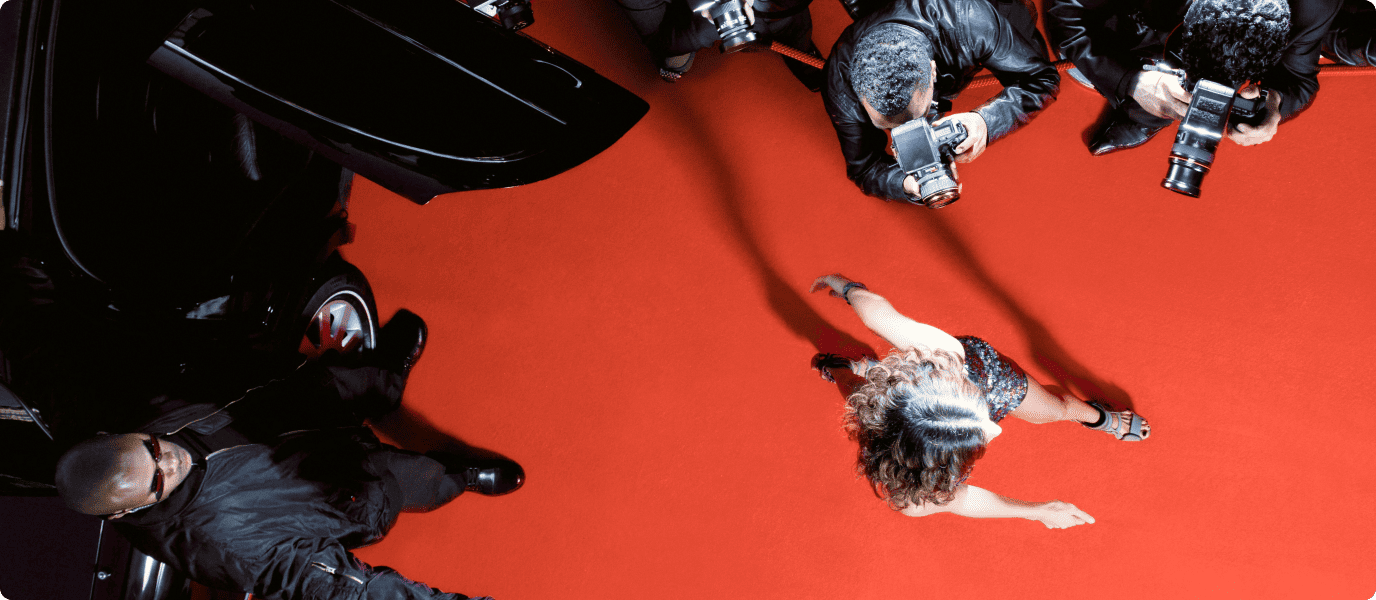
[809,274,856,300]
[1031,500,1095,529]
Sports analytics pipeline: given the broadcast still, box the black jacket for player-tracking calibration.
[113,362,480,600]
[1046,0,1343,118]
[822,0,1060,201]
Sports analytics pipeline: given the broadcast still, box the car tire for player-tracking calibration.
[297,256,378,360]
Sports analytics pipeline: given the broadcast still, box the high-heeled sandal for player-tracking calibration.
[811,353,852,383]
[1082,401,1150,441]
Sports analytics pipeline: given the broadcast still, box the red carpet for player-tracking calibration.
[343,3,1376,599]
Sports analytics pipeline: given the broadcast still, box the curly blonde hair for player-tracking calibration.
[844,346,991,510]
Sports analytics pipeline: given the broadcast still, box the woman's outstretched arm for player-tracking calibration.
[810,274,965,356]
[901,484,1095,529]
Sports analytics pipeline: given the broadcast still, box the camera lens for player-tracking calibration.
[1161,154,1206,198]
[701,0,757,53]
[922,189,960,209]
[918,173,960,209]
[717,22,758,53]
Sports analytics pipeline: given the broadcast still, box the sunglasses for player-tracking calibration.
[145,435,166,502]
[104,435,165,519]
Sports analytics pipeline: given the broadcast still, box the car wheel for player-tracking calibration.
[298,258,378,360]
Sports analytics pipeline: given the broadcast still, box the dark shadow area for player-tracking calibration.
[906,213,1135,410]
[666,98,877,361]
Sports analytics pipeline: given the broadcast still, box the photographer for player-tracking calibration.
[1047,0,1343,155]
[613,0,825,90]
[822,0,1059,203]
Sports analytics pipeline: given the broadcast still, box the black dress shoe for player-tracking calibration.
[1088,112,1167,156]
[377,309,427,377]
[428,452,526,496]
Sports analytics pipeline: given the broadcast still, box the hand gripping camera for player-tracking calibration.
[1161,75,1268,198]
[690,0,758,53]
[891,118,967,209]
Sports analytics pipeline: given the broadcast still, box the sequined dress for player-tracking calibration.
[955,336,1029,423]
[951,336,1028,486]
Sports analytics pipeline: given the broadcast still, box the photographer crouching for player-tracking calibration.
[1048,0,1342,156]
[822,0,1060,208]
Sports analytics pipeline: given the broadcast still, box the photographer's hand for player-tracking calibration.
[935,113,989,164]
[1132,70,1192,120]
[1228,87,1282,146]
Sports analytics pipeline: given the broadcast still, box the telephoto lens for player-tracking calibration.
[691,0,758,53]
[1162,149,1208,197]
[1160,79,1247,198]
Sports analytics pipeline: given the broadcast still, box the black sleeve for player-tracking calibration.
[1265,0,1343,118]
[614,0,719,56]
[1045,0,1146,108]
[962,0,1060,141]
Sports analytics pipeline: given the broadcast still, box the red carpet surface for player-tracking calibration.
[344,3,1376,599]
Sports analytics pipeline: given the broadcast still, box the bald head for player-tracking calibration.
[55,434,192,517]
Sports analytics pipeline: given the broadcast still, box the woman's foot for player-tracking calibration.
[1081,401,1150,441]
[811,353,852,383]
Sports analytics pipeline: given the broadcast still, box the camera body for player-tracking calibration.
[891,118,967,209]
[690,0,758,53]
[468,0,534,31]
[1162,76,1268,198]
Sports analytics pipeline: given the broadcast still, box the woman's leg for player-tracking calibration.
[1009,379,1150,437]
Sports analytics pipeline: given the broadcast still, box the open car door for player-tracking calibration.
[146,0,649,204]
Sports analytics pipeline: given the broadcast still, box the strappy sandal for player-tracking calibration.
[1082,401,1150,441]
[811,353,852,383]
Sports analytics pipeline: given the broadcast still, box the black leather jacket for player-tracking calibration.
[113,363,481,600]
[823,0,1059,201]
[1046,0,1343,118]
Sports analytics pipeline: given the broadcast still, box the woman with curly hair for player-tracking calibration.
[809,274,1150,529]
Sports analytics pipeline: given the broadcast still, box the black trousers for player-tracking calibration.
[372,449,464,518]
[1322,0,1375,66]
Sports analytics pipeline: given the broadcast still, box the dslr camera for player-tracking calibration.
[891,118,967,209]
[690,0,758,53]
[1160,71,1268,198]
[468,0,534,31]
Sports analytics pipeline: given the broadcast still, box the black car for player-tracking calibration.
[0,1,648,598]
